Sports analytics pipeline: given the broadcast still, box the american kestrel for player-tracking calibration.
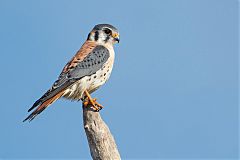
[23,24,120,122]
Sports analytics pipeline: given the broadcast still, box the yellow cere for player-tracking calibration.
[112,33,119,38]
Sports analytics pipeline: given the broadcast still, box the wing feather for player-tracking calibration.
[24,41,110,121]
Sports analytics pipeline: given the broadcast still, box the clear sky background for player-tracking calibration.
[0,0,238,159]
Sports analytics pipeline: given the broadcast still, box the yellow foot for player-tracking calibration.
[83,90,104,111]
[83,97,103,111]
[92,98,104,109]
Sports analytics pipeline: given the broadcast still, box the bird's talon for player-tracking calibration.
[91,105,100,111]
[83,91,103,111]
[83,101,89,107]
[95,102,103,109]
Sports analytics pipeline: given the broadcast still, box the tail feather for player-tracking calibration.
[23,90,65,122]
[28,99,42,112]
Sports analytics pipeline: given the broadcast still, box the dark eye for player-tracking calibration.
[103,28,112,35]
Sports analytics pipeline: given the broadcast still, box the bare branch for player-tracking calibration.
[83,105,121,160]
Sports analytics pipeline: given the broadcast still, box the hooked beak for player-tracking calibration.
[112,33,120,43]
[114,37,120,43]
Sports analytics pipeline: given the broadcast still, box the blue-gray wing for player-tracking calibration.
[28,45,110,112]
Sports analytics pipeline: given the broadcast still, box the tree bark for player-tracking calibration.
[83,104,121,160]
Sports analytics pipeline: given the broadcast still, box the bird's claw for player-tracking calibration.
[83,97,103,111]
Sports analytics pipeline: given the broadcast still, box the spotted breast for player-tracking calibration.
[62,44,115,100]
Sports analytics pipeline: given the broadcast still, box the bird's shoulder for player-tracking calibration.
[62,41,111,74]
[62,41,97,73]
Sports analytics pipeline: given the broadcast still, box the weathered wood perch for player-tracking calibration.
[83,103,121,160]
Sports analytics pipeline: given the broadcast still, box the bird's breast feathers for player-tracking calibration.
[62,42,115,100]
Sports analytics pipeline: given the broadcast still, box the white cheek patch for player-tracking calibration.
[97,32,107,42]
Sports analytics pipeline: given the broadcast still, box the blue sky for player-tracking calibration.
[0,0,238,159]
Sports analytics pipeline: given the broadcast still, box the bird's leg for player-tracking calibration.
[83,90,103,111]
[92,98,104,109]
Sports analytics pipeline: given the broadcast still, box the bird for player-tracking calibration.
[23,24,120,122]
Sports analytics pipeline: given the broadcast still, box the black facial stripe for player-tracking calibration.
[104,35,110,43]
[94,31,99,41]
[87,33,91,40]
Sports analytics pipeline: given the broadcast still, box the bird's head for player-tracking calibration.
[87,24,120,45]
